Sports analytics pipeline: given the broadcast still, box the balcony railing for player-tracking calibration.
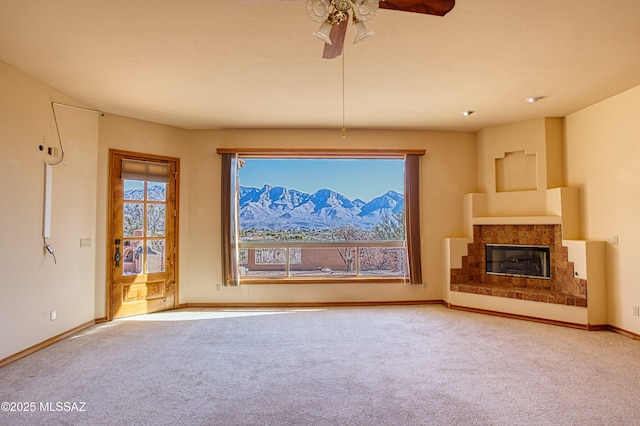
[238,240,408,282]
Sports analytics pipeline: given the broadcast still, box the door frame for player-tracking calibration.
[106,149,180,321]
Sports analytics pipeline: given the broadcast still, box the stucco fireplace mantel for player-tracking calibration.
[471,216,561,225]
[443,118,607,328]
[443,188,606,328]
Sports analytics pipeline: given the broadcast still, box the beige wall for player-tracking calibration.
[95,114,189,318]
[182,129,477,304]
[565,85,640,334]
[0,61,99,361]
[475,117,564,217]
[96,118,476,309]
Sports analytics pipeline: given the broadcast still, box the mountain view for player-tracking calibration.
[239,185,404,231]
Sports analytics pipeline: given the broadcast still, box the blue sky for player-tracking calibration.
[238,158,404,202]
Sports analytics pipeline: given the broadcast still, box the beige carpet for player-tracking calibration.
[1,305,639,425]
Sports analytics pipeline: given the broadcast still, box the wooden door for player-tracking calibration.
[108,150,179,319]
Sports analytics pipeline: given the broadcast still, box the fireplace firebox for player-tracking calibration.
[486,244,550,279]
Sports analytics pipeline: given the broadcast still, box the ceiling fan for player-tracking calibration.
[237,0,455,59]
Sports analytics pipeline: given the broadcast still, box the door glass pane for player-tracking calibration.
[123,203,144,238]
[148,182,167,202]
[147,240,166,273]
[123,240,143,275]
[147,204,166,237]
[124,180,144,201]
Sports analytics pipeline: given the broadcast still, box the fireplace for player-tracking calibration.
[486,244,550,279]
[450,224,588,307]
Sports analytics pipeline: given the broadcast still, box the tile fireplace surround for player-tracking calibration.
[450,224,588,307]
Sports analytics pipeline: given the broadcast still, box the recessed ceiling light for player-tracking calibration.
[525,96,545,103]
[462,110,475,117]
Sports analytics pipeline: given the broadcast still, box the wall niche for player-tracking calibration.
[495,150,537,192]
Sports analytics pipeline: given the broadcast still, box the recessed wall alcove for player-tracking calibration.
[495,150,537,192]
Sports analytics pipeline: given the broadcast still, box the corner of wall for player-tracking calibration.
[545,117,565,188]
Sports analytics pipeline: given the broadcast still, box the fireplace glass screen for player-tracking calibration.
[486,244,550,279]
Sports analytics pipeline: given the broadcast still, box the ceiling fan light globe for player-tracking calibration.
[306,0,332,23]
[353,0,379,22]
[353,20,374,44]
[312,21,333,45]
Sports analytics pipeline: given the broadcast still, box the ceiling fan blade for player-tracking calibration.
[379,0,455,16]
[322,18,348,60]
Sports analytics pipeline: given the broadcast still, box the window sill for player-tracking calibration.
[238,277,409,285]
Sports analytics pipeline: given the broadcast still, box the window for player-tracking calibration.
[219,149,423,285]
[121,159,170,276]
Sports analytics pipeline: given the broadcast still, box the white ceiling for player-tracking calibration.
[1,0,640,132]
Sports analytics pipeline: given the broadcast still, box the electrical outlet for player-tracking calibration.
[422,281,428,289]
[216,284,221,291]
[633,306,639,317]
[80,238,92,248]
[612,235,619,245]
[50,310,57,321]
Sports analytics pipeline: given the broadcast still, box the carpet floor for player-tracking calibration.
[1,305,639,425]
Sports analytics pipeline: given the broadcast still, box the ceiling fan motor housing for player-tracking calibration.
[327,0,352,24]
[332,0,353,12]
